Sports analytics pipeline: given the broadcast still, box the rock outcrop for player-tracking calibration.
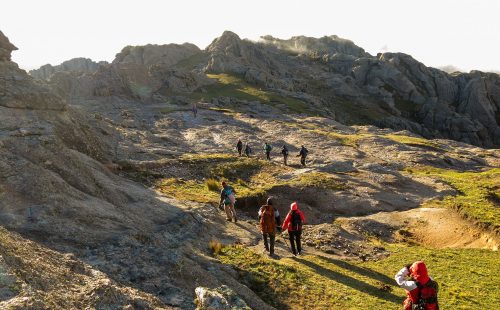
[30,30,500,147]
[195,286,251,310]
[29,57,108,80]
[0,31,17,61]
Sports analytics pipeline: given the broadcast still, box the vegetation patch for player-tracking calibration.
[385,134,445,152]
[288,172,346,190]
[190,74,316,115]
[217,244,500,309]
[407,167,500,234]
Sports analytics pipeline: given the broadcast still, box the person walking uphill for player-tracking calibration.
[244,143,252,157]
[219,181,237,222]
[395,261,439,310]
[281,145,289,165]
[281,202,305,256]
[297,145,309,166]
[258,198,281,256]
[264,142,272,160]
[236,139,243,156]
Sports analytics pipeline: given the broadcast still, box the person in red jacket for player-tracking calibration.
[281,202,305,256]
[395,261,439,310]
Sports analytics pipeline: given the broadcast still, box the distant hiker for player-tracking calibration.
[219,181,237,222]
[258,198,282,256]
[395,261,439,310]
[244,143,252,157]
[236,139,243,156]
[281,145,289,165]
[264,142,272,160]
[192,102,198,118]
[281,202,305,256]
[297,145,309,166]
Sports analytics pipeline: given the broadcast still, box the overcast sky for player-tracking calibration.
[1,0,499,72]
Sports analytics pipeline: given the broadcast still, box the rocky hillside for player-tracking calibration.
[31,31,500,148]
[2,29,499,309]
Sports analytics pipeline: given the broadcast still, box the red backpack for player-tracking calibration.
[414,279,439,310]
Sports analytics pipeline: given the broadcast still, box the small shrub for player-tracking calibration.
[209,240,223,255]
[205,178,220,192]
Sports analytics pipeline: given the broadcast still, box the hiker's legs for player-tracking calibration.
[269,232,275,255]
[266,151,270,160]
[262,233,269,252]
[296,230,302,254]
[288,231,296,255]
[238,149,242,156]
[284,155,287,165]
[229,203,237,221]
[223,203,232,220]
[301,157,306,166]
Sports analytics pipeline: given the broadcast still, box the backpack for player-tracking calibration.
[265,144,272,152]
[259,206,276,233]
[414,279,439,310]
[291,211,302,230]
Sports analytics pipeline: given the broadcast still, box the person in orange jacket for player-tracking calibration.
[395,261,439,310]
[281,202,305,256]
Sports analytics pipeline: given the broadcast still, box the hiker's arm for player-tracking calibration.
[281,213,290,231]
[300,211,306,224]
[274,209,281,226]
[394,267,417,291]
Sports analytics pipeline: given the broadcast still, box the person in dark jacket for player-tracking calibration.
[244,143,252,157]
[281,202,305,256]
[264,142,272,160]
[281,145,289,166]
[258,198,282,256]
[236,139,243,156]
[297,145,309,166]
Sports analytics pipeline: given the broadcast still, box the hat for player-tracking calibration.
[290,202,298,210]
[266,197,273,205]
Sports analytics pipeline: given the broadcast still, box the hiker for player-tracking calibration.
[258,198,282,256]
[281,202,305,256]
[219,181,237,222]
[244,143,252,157]
[236,139,243,156]
[281,145,289,165]
[297,145,309,166]
[192,102,198,118]
[264,142,272,160]
[395,261,439,310]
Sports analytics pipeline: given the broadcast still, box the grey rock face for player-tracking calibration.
[29,58,108,80]
[0,31,17,61]
[195,286,251,310]
[113,43,200,67]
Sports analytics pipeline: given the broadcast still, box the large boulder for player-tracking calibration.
[195,286,251,310]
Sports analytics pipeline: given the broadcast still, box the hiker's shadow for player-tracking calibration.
[296,258,402,304]
[316,255,395,284]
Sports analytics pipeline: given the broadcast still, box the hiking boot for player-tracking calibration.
[233,217,237,223]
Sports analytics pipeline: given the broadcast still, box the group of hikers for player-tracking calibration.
[236,139,309,166]
[219,180,439,309]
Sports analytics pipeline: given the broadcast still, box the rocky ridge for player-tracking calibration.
[31,31,500,147]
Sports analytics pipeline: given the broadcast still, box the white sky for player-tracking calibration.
[1,0,499,72]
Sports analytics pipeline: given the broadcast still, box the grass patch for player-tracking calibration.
[156,178,219,203]
[208,240,224,255]
[190,74,316,115]
[408,167,500,234]
[385,134,445,152]
[217,244,500,309]
[205,178,220,192]
[288,172,346,190]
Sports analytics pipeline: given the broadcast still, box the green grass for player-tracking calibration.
[407,167,500,234]
[154,154,346,204]
[385,134,445,152]
[217,244,500,309]
[190,74,316,115]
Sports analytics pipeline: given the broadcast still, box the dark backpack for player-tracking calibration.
[414,279,439,310]
[291,211,302,230]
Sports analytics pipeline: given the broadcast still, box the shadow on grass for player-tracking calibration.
[316,255,396,285]
[297,258,402,304]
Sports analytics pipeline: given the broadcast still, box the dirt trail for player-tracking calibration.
[342,208,499,251]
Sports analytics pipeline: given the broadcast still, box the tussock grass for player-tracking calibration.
[288,172,346,190]
[408,167,500,234]
[205,178,220,192]
[217,244,500,309]
[208,240,223,255]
